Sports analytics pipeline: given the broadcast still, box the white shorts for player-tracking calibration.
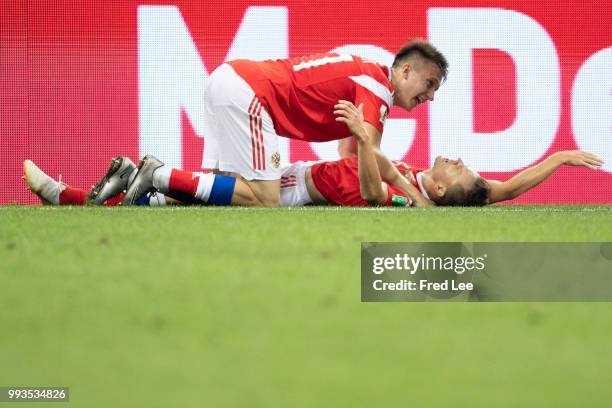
[279,161,318,207]
[202,63,282,181]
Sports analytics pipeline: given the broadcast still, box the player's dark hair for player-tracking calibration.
[438,177,490,207]
[464,177,490,206]
[392,39,448,81]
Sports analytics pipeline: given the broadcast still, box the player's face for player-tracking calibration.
[431,156,480,192]
[393,59,442,111]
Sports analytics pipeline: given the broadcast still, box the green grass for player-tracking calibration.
[1,205,611,407]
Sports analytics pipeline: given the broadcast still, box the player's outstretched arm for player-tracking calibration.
[487,150,604,204]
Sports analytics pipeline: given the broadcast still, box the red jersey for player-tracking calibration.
[310,157,423,207]
[228,53,393,142]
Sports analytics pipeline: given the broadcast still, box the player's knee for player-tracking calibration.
[246,179,280,207]
[254,193,280,207]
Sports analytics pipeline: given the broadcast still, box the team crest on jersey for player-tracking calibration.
[271,152,281,168]
[379,105,388,125]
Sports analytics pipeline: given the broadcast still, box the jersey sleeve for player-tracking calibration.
[354,84,389,134]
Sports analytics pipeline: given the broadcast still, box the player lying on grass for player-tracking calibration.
[277,102,603,207]
[24,102,604,208]
[23,146,602,208]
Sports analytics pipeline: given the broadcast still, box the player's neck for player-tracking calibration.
[389,68,400,95]
[419,170,436,199]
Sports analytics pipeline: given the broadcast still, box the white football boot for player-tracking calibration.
[23,160,65,205]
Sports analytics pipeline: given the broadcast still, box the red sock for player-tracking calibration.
[104,192,125,206]
[59,187,86,205]
[169,169,200,196]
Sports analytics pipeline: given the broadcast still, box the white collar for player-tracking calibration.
[416,172,430,200]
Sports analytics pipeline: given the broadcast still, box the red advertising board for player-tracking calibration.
[2,1,611,204]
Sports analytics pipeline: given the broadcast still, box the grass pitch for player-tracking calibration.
[1,205,611,407]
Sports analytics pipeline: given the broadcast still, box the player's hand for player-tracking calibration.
[334,100,369,144]
[556,150,604,170]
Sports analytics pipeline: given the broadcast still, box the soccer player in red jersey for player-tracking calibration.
[122,40,448,207]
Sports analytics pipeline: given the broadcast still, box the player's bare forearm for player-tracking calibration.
[336,104,381,158]
[357,140,387,204]
[488,155,565,203]
[334,101,386,204]
[488,150,604,203]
